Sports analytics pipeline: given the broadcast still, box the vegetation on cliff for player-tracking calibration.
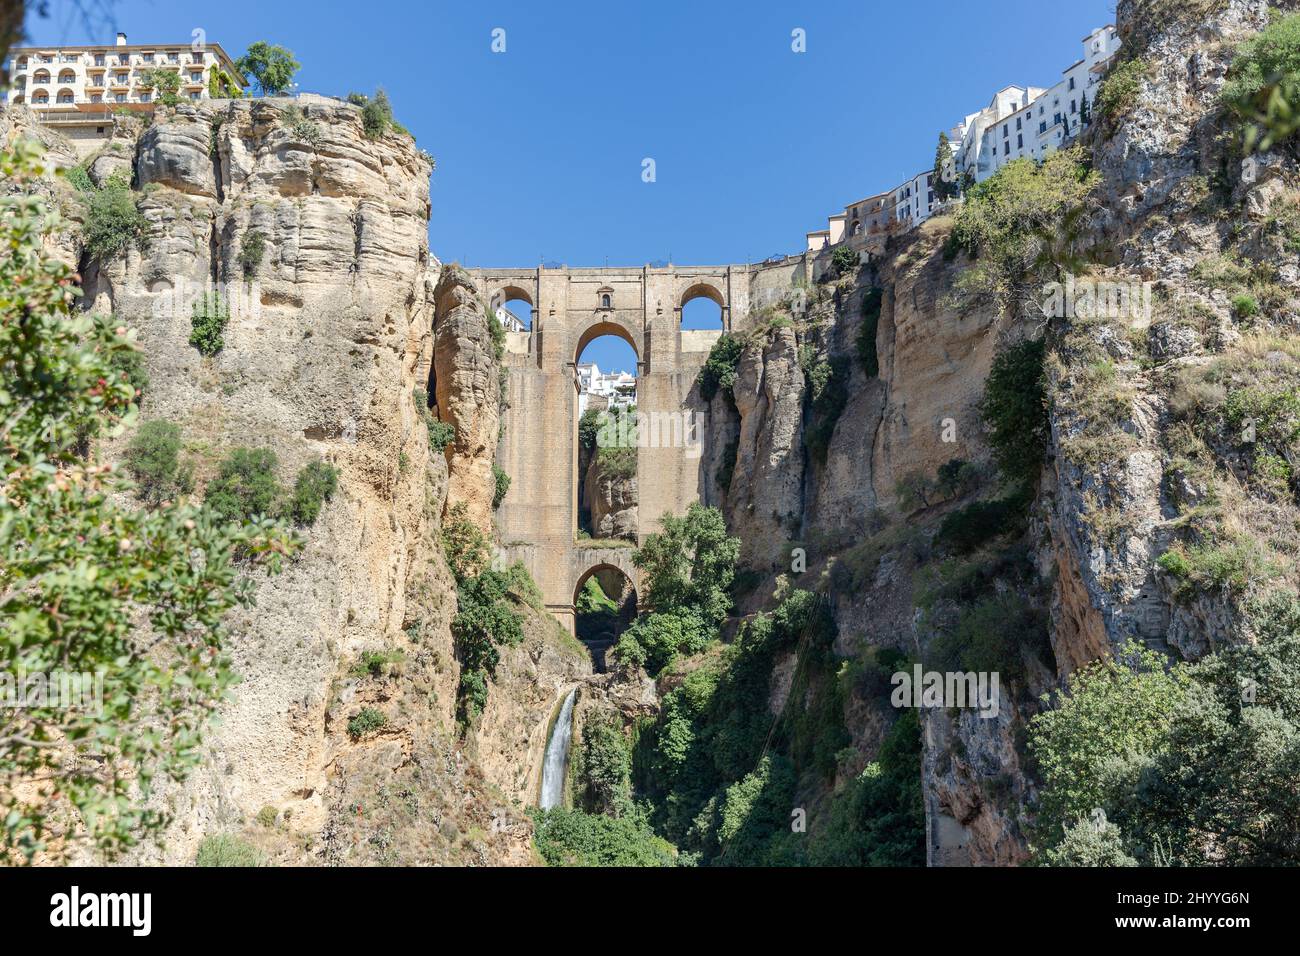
[0,142,295,862]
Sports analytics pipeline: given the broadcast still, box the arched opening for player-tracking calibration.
[57,88,74,104]
[57,70,75,84]
[575,330,638,544]
[679,284,724,330]
[491,285,534,331]
[573,565,636,672]
[31,90,48,104]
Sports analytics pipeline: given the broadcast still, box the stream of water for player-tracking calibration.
[539,689,577,809]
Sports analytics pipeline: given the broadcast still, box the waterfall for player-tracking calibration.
[539,689,577,810]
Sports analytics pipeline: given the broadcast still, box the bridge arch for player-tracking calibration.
[678,281,726,311]
[574,317,640,366]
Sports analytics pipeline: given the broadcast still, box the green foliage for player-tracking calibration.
[926,590,1047,685]
[440,501,489,583]
[577,711,633,815]
[856,287,883,377]
[93,313,149,402]
[698,333,745,402]
[936,457,979,499]
[1221,12,1300,153]
[282,106,322,147]
[805,710,926,866]
[1040,813,1138,867]
[204,447,283,522]
[492,463,511,509]
[208,67,244,99]
[1157,534,1281,598]
[285,458,338,527]
[830,244,860,278]
[238,230,266,279]
[188,291,231,356]
[235,41,301,96]
[933,131,957,201]
[805,355,849,464]
[1028,642,1187,850]
[358,87,397,140]
[62,162,94,194]
[948,148,1097,305]
[936,492,1028,555]
[347,707,388,739]
[530,807,676,866]
[452,567,526,727]
[0,141,295,861]
[124,420,194,505]
[195,834,263,867]
[979,339,1048,488]
[1095,58,1149,127]
[633,590,854,864]
[413,387,455,451]
[139,67,182,106]
[350,649,402,679]
[83,172,148,265]
[635,503,737,627]
[578,407,603,450]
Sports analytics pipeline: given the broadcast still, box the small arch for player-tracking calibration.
[850,220,863,236]
[58,70,76,84]
[573,563,637,673]
[597,286,614,311]
[32,69,50,84]
[679,281,724,311]
[31,90,48,104]
[56,88,75,104]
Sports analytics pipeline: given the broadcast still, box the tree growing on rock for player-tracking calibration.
[235,41,300,97]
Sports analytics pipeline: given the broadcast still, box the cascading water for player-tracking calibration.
[539,689,577,810]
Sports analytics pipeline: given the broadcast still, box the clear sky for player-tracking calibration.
[24,0,1118,373]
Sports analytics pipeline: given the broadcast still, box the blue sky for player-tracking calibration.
[25,0,1116,373]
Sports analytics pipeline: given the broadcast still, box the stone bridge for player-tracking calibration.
[467,261,809,631]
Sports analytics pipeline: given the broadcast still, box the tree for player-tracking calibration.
[234,41,300,97]
[1078,91,1091,128]
[633,503,739,631]
[124,420,193,505]
[933,131,958,201]
[979,338,1049,488]
[0,141,295,861]
[139,67,181,106]
[204,447,283,522]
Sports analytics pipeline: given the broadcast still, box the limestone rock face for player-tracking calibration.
[432,267,501,533]
[728,325,805,570]
[584,454,638,539]
[137,107,218,198]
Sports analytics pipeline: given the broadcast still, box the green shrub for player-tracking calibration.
[1158,535,1281,598]
[856,287,883,376]
[926,590,1047,685]
[238,230,266,280]
[1221,12,1300,152]
[361,88,396,140]
[83,172,148,264]
[350,649,402,679]
[124,420,194,505]
[94,314,149,400]
[347,707,387,738]
[283,106,322,147]
[140,67,182,106]
[936,457,979,499]
[936,494,1027,555]
[831,244,860,278]
[979,339,1048,487]
[577,710,632,814]
[1231,293,1260,319]
[698,334,745,402]
[492,463,511,509]
[204,447,282,522]
[441,501,489,582]
[530,807,676,867]
[452,568,526,727]
[63,163,94,194]
[195,834,263,867]
[285,458,338,526]
[1095,58,1149,126]
[413,387,455,451]
[805,356,849,464]
[189,291,231,356]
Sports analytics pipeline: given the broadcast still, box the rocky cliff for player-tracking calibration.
[4,99,584,865]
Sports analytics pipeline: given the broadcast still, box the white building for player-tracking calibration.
[3,33,246,152]
[576,363,636,416]
[495,305,528,333]
[892,170,937,229]
[957,25,1120,183]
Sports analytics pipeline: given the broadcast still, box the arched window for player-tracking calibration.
[58,70,76,84]
[57,89,74,104]
[32,70,50,84]
[31,90,48,103]
[601,294,611,309]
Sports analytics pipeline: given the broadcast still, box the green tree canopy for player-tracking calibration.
[234,41,300,97]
